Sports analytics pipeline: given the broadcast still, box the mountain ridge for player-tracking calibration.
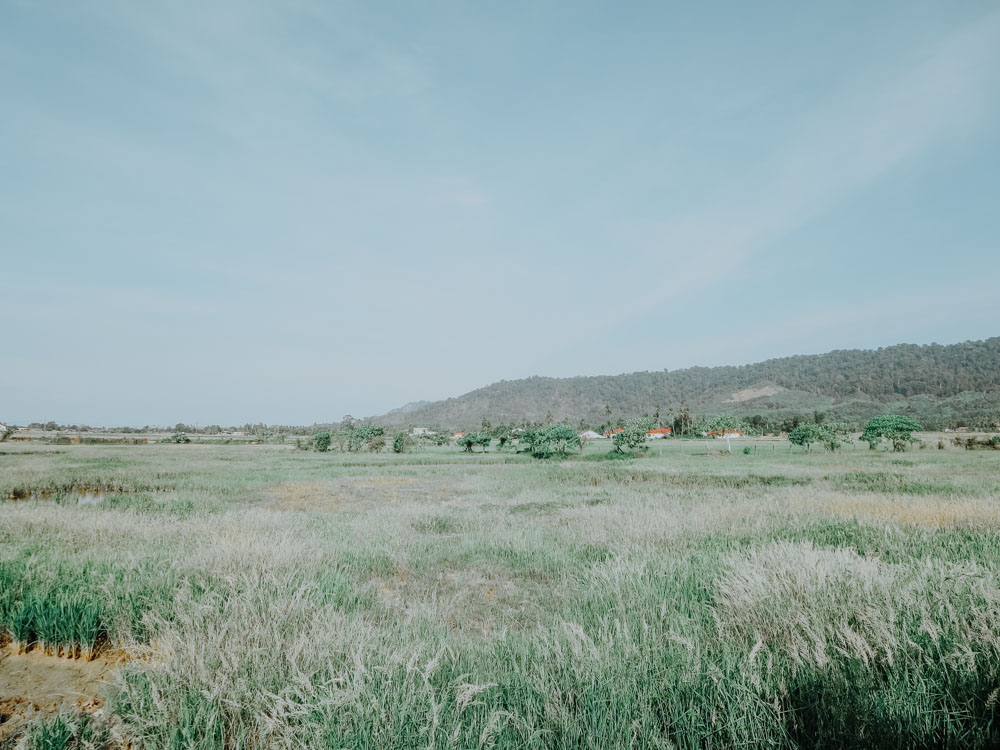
[374,338,1000,431]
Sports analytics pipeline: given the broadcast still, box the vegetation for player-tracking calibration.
[457,432,491,452]
[860,415,923,451]
[789,422,852,451]
[1,440,999,748]
[518,425,580,458]
[612,417,653,453]
[312,431,331,452]
[166,433,190,444]
[375,338,1000,431]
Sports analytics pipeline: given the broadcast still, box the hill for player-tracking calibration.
[376,338,1000,432]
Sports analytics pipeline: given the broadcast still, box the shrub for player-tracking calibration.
[789,423,851,451]
[613,418,654,454]
[392,433,406,453]
[313,431,331,452]
[347,425,385,452]
[457,433,491,453]
[520,425,580,458]
[166,433,190,444]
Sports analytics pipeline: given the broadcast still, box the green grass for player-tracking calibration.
[0,441,999,747]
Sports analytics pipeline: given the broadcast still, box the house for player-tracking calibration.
[604,428,624,437]
[703,429,744,439]
[579,430,603,440]
[646,427,672,438]
[411,427,434,436]
[452,432,466,439]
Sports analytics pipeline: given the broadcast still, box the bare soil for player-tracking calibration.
[0,647,117,740]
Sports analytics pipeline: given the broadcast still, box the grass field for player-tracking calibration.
[2,439,1000,748]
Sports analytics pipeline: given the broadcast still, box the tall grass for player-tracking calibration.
[0,442,998,747]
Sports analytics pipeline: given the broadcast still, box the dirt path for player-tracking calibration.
[0,647,116,740]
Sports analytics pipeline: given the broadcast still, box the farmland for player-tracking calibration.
[2,439,1000,748]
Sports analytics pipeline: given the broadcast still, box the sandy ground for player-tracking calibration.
[0,647,116,739]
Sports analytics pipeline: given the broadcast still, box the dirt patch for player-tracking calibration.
[821,496,1000,528]
[0,647,118,740]
[268,477,451,512]
[727,385,783,402]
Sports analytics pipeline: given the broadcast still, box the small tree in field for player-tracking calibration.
[789,423,851,451]
[860,415,922,452]
[392,432,406,453]
[788,424,824,451]
[613,417,654,454]
[458,433,491,453]
[520,425,580,458]
[313,431,331,452]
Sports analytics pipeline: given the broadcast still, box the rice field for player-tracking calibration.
[1,439,1000,748]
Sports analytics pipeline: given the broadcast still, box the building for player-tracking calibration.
[579,430,603,440]
[411,427,434,436]
[646,427,672,438]
[703,429,744,438]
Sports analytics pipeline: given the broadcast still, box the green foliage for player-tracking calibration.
[696,414,747,435]
[166,433,190,444]
[491,424,513,450]
[860,415,922,451]
[346,425,385,452]
[392,432,406,453]
[312,431,332,452]
[520,424,581,458]
[789,422,851,451]
[375,338,1000,432]
[456,433,491,453]
[20,711,110,750]
[612,417,654,453]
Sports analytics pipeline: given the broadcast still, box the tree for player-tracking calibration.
[347,425,384,452]
[313,431,332,452]
[672,405,693,436]
[789,423,852,451]
[492,424,512,450]
[520,425,580,458]
[613,417,654,454]
[457,432,491,453]
[788,424,824,451]
[860,415,922,451]
[392,432,406,453]
[167,433,190,444]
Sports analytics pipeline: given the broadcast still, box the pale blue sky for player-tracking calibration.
[3,1,999,426]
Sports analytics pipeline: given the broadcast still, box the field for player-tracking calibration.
[2,439,1000,748]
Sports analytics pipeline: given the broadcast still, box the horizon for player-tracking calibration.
[7,333,996,428]
[5,2,1000,426]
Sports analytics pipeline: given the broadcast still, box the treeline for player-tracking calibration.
[376,338,1000,430]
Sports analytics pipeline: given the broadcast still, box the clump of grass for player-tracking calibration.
[19,711,111,750]
[839,471,963,495]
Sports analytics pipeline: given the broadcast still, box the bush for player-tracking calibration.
[457,433,491,453]
[520,425,580,458]
[789,423,851,451]
[613,418,654,454]
[313,431,331,452]
[166,433,190,444]
[347,426,385,452]
[392,433,406,454]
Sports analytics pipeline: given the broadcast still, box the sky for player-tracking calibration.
[3,1,1000,426]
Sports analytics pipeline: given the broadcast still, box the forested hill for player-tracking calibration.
[376,338,1000,431]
